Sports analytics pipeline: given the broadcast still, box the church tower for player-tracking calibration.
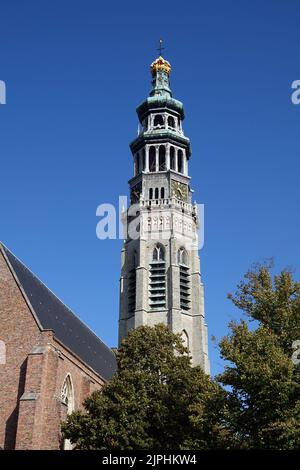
[119,54,209,372]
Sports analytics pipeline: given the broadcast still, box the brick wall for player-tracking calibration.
[0,250,107,450]
[0,250,43,449]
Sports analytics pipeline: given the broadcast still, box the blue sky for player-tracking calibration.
[0,0,299,376]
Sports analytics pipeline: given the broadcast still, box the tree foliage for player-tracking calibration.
[62,324,227,450]
[62,264,300,450]
[217,263,300,449]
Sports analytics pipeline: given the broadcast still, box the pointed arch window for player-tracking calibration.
[142,149,146,171]
[149,188,153,200]
[181,329,189,351]
[153,244,165,261]
[178,248,190,311]
[149,244,166,309]
[161,187,165,199]
[61,374,75,450]
[61,374,74,414]
[155,188,159,199]
[178,247,188,266]
[149,146,156,172]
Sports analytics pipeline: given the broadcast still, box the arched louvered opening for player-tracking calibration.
[159,145,166,171]
[178,248,190,311]
[154,114,164,127]
[155,188,159,199]
[149,188,153,200]
[142,148,146,171]
[149,146,156,172]
[128,251,138,314]
[149,244,166,309]
[178,149,184,174]
[170,146,175,170]
[161,187,165,199]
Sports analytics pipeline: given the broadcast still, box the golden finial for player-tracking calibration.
[150,39,171,76]
[150,56,171,76]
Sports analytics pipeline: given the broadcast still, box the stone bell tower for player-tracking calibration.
[119,55,209,372]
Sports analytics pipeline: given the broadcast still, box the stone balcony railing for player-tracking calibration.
[142,126,185,138]
[139,197,197,215]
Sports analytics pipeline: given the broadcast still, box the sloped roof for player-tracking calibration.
[1,243,117,381]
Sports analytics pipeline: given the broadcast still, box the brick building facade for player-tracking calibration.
[0,243,117,450]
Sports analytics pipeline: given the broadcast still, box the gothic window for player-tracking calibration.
[149,146,156,172]
[142,149,146,171]
[182,330,189,352]
[170,146,175,170]
[128,251,137,314]
[153,244,165,261]
[149,244,166,309]
[178,248,190,311]
[168,116,175,129]
[178,247,188,266]
[178,149,184,174]
[154,114,164,127]
[61,374,75,450]
[149,188,153,200]
[61,374,74,415]
[0,340,6,365]
[159,146,166,171]
[155,188,159,199]
[161,187,165,199]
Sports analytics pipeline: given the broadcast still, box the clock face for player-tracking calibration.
[171,180,188,201]
[175,188,183,199]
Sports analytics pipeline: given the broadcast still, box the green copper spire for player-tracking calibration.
[150,56,172,98]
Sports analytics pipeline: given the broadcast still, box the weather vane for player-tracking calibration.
[157,38,165,56]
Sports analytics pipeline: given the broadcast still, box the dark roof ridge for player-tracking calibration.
[0,241,117,380]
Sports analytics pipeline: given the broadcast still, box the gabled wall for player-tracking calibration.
[0,249,106,450]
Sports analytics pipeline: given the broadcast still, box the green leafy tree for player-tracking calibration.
[62,265,300,450]
[217,263,300,449]
[62,324,227,450]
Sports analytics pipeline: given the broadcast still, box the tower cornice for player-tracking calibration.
[128,170,191,187]
[130,131,191,158]
[137,96,185,122]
